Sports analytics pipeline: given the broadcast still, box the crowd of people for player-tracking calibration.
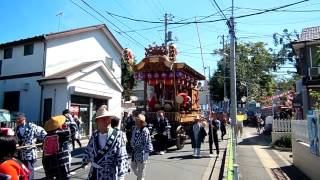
[0,105,230,180]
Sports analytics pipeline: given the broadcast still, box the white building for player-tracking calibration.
[0,24,123,135]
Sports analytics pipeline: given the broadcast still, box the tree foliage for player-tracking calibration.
[121,58,135,101]
[272,29,300,73]
[209,42,277,103]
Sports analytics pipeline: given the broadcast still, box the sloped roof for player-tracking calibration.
[0,24,123,53]
[295,26,320,43]
[39,61,98,81]
[38,61,123,92]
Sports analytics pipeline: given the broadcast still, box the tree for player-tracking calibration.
[121,58,135,101]
[209,42,277,103]
[272,29,300,73]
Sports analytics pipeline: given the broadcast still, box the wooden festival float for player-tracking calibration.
[123,44,205,149]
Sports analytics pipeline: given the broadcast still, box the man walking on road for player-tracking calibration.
[154,111,171,155]
[131,114,153,180]
[82,105,129,180]
[208,112,220,157]
[15,113,47,180]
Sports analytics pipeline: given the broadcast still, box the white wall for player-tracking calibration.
[68,68,122,117]
[0,42,44,76]
[45,30,121,81]
[293,141,320,180]
[0,76,42,121]
[42,83,69,116]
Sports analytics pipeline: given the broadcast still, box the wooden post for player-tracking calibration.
[144,80,147,111]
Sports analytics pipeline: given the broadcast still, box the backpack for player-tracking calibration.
[43,134,60,156]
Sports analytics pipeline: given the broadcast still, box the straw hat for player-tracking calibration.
[95,105,115,119]
[44,115,66,132]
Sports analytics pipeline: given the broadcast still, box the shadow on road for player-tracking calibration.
[167,154,211,160]
[238,133,271,146]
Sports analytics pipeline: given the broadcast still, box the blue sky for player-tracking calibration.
[1,0,320,80]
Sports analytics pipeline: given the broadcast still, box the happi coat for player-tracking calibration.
[16,123,47,161]
[131,126,153,163]
[82,129,129,180]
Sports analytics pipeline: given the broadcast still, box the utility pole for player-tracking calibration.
[229,0,239,179]
[164,13,173,46]
[229,0,237,128]
[222,35,227,99]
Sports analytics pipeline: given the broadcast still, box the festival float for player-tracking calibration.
[123,44,205,149]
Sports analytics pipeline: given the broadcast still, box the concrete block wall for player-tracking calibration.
[292,140,320,180]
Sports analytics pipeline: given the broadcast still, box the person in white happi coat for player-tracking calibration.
[82,105,129,180]
[131,114,153,180]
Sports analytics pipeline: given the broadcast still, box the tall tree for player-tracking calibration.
[209,42,277,103]
[272,29,300,73]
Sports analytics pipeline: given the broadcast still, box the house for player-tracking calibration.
[292,26,320,119]
[0,24,123,135]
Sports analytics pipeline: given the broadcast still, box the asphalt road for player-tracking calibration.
[34,134,228,180]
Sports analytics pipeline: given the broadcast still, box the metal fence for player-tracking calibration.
[272,119,292,132]
[292,120,309,144]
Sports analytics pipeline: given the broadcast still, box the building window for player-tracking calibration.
[3,48,12,59]
[3,91,20,112]
[105,57,114,71]
[24,44,34,56]
[311,46,320,67]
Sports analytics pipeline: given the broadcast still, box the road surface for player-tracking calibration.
[34,133,228,180]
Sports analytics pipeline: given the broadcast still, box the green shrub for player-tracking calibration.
[274,135,292,148]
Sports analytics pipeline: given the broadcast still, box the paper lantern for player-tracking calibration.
[164,79,173,85]
[148,79,159,86]
[147,73,153,79]
[161,72,168,79]
[169,72,174,78]
[175,71,183,78]
[154,73,160,79]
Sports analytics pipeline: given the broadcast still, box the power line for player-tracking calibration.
[235,0,310,19]
[104,0,309,25]
[105,11,152,43]
[69,0,105,24]
[236,6,320,13]
[79,0,145,48]
[209,0,230,26]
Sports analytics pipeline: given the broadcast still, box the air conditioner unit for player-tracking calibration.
[310,67,320,77]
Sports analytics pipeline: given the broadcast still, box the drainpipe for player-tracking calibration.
[39,40,47,125]
[39,85,44,125]
[302,42,309,119]
[89,97,93,137]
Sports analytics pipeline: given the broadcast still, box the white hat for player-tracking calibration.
[95,105,115,119]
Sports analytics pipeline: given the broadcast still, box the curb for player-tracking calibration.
[201,130,229,180]
[226,129,233,180]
